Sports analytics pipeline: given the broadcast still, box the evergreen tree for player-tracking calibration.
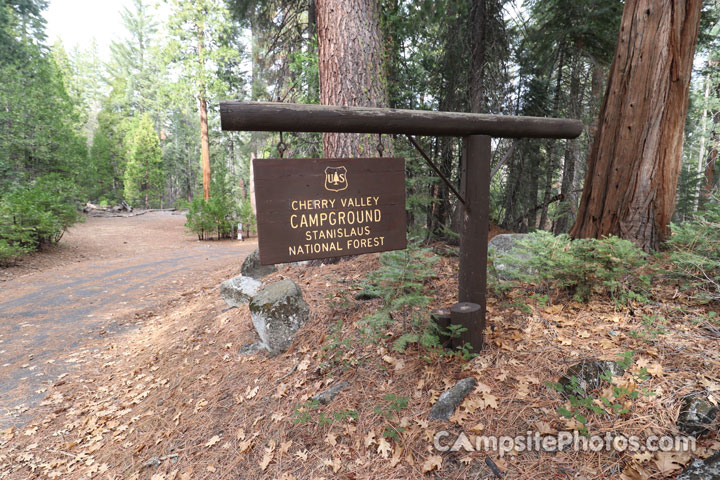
[123,114,164,208]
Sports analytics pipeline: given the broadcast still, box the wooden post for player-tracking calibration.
[450,302,483,351]
[457,134,491,352]
[430,308,452,347]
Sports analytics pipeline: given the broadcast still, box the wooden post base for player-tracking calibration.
[450,302,484,352]
[430,308,452,347]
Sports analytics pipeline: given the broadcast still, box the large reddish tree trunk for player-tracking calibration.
[316,0,391,157]
[570,0,702,251]
[199,96,211,201]
[198,23,211,201]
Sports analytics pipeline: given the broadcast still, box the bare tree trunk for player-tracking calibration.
[703,73,720,200]
[570,0,702,251]
[695,75,711,210]
[539,49,565,230]
[706,110,720,196]
[469,0,487,114]
[198,24,211,201]
[316,0,391,157]
[199,96,210,201]
[554,53,584,234]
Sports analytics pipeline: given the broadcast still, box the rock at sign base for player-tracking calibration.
[241,248,278,280]
[558,360,624,396]
[220,275,263,307]
[429,377,477,421]
[312,381,350,405]
[249,279,309,355]
[677,394,718,437]
[677,451,720,480]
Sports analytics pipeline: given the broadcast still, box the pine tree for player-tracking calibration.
[123,114,164,208]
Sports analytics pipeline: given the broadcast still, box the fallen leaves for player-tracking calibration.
[422,454,442,473]
[204,435,220,448]
[377,438,392,459]
[324,432,338,447]
[653,451,692,475]
[364,431,376,448]
[259,440,276,471]
[322,457,342,473]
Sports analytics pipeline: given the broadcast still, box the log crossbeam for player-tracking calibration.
[220,101,582,139]
[219,101,582,352]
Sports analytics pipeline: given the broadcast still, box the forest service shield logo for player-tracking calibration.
[324,166,348,192]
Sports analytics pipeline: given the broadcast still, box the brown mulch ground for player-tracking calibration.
[0,237,719,479]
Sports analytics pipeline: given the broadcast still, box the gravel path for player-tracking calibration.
[0,212,255,427]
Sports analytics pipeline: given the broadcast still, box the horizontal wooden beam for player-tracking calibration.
[220,101,583,139]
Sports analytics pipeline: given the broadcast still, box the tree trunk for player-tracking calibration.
[199,96,211,201]
[198,23,211,201]
[539,49,565,230]
[316,0,391,157]
[554,53,584,234]
[469,0,486,114]
[307,0,319,102]
[570,0,702,251]
[703,72,720,200]
[695,74,710,211]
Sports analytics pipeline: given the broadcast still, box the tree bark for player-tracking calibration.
[554,53,584,234]
[316,0,391,157]
[198,23,211,201]
[469,0,487,114]
[199,96,210,201]
[570,0,702,251]
[539,48,565,230]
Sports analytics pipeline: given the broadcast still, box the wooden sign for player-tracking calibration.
[253,158,406,265]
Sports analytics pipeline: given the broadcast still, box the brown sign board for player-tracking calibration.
[253,157,407,265]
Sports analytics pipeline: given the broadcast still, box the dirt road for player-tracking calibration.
[0,212,255,428]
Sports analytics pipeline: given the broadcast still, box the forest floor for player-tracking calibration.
[0,212,256,429]
[0,219,719,479]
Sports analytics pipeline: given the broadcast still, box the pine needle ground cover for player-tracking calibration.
[1,249,718,479]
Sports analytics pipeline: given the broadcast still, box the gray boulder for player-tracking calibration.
[678,451,720,480]
[312,381,349,405]
[429,377,477,421]
[488,233,532,281]
[678,394,718,437]
[558,360,625,396]
[220,275,263,307]
[241,248,277,280]
[248,279,309,355]
[238,342,265,355]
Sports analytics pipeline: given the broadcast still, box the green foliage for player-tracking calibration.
[490,231,648,303]
[0,176,83,264]
[123,114,165,208]
[184,196,235,240]
[319,319,357,372]
[357,244,439,351]
[627,314,668,342]
[546,352,654,436]
[665,199,720,302]
[373,393,409,419]
[237,199,255,235]
[291,399,358,426]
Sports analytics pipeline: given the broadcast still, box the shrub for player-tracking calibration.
[185,197,215,240]
[665,198,720,302]
[238,199,255,236]
[358,244,441,352]
[184,195,241,240]
[0,176,82,264]
[490,231,648,303]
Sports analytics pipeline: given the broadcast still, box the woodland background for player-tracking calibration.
[1,0,719,260]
